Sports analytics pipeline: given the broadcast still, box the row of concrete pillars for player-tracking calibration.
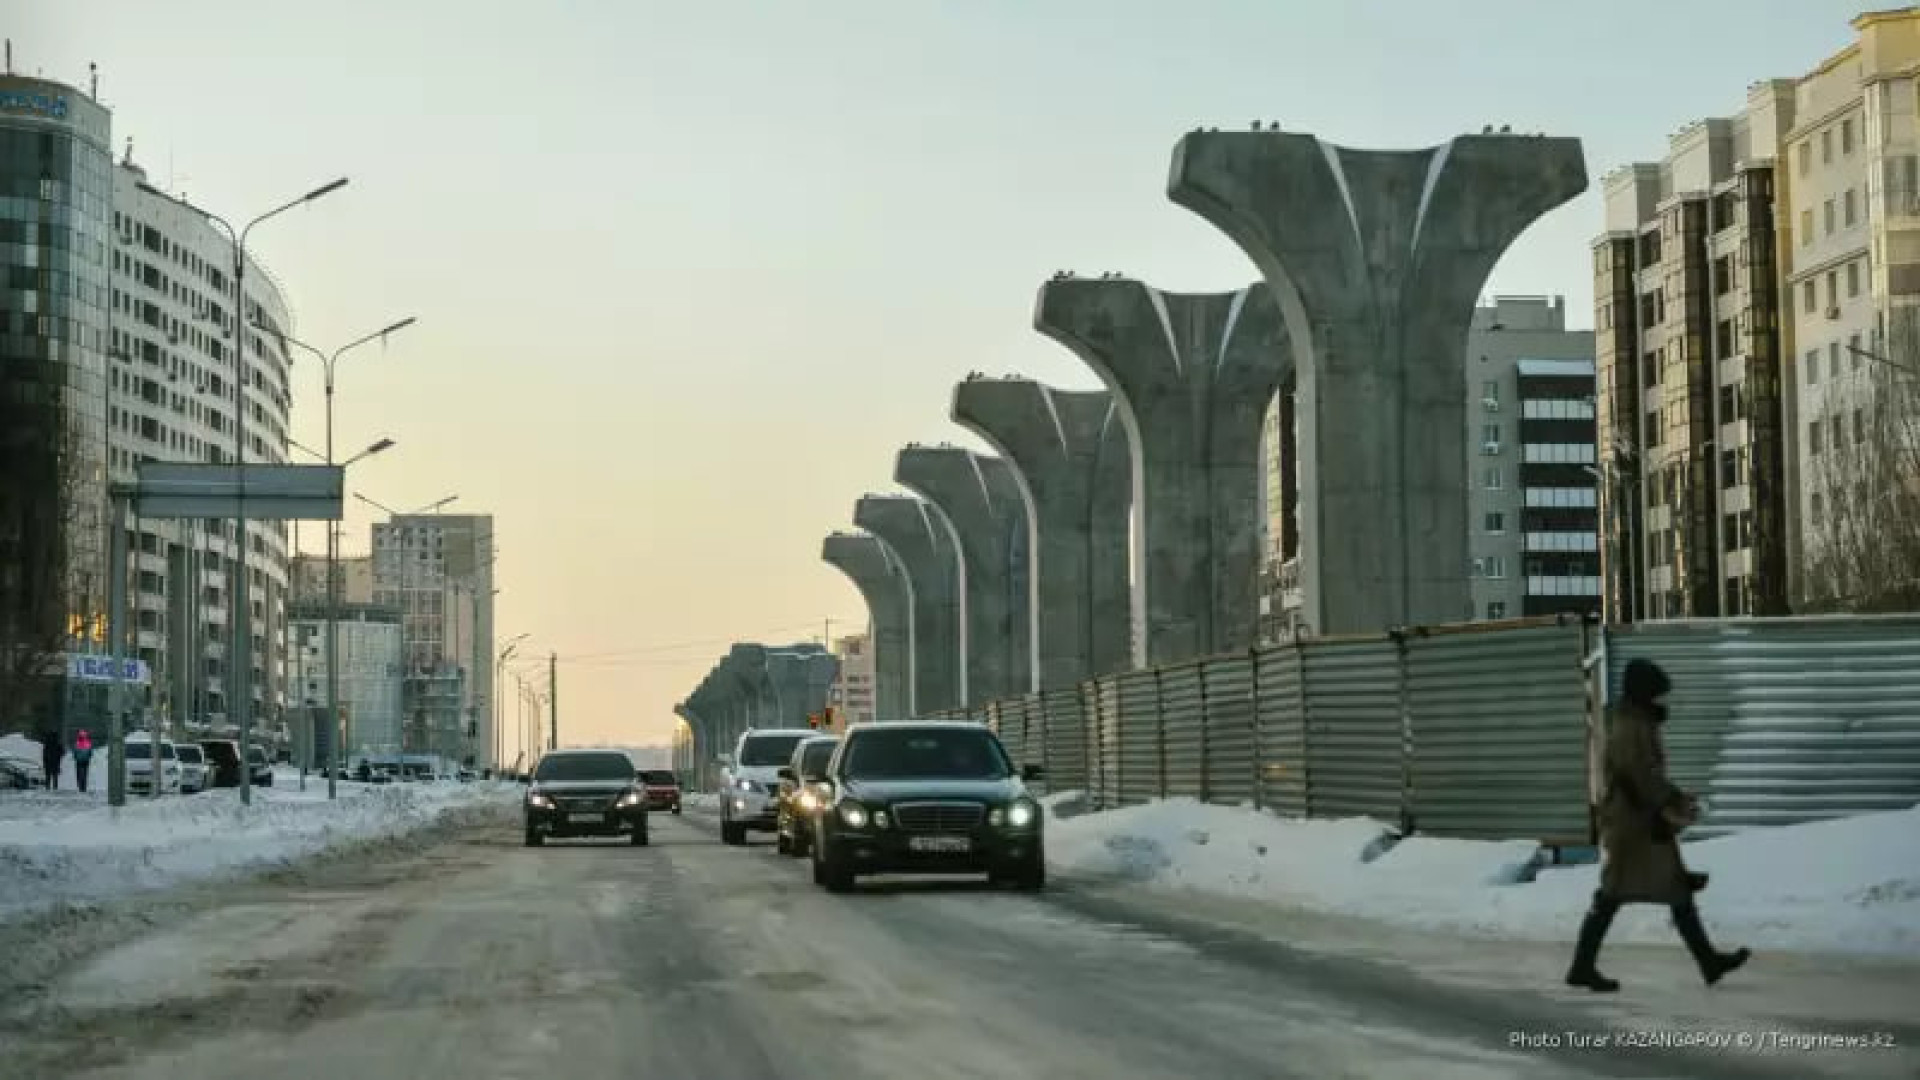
[673,643,837,785]
[816,125,1589,719]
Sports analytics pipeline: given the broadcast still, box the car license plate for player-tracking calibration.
[567,813,603,824]
[908,836,971,854]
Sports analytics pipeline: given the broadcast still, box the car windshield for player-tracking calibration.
[176,746,203,763]
[739,734,809,767]
[842,729,1010,780]
[797,740,838,779]
[535,752,635,783]
[640,770,677,785]
[124,743,151,760]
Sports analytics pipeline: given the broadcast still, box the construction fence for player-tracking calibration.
[913,614,1920,844]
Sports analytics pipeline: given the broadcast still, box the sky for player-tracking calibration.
[15,0,1866,754]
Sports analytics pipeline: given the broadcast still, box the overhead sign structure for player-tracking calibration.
[130,463,345,521]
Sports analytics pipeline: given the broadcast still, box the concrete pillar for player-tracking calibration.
[854,495,962,713]
[951,379,1131,689]
[720,644,774,731]
[765,650,812,729]
[1034,278,1289,665]
[822,532,912,719]
[1168,129,1587,633]
[799,648,839,722]
[895,446,1030,703]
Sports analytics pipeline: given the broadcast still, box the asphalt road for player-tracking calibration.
[1,807,1912,1080]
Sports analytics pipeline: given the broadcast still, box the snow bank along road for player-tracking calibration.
[0,811,1913,1080]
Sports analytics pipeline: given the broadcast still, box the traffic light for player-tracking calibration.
[821,706,836,730]
[806,712,822,729]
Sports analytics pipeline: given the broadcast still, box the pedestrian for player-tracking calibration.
[39,726,63,790]
[72,729,94,793]
[1565,658,1751,992]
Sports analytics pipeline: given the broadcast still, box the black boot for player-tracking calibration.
[1672,900,1749,986]
[1565,892,1621,992]
[1686,870,1709,893]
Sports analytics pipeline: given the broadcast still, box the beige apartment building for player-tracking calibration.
[1593,7,1920,619]
[827,633,876,728]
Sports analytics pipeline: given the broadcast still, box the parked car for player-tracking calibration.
[246,745,274,788]
[0,751,41,789]
[775,735,840,858]
[637,769,681,814]
[125,735,183,796]
[718,728,817,846]
[522,749,650,847]
[199,740,243,788]
[809,722,1044,893]
[174,743,210,794]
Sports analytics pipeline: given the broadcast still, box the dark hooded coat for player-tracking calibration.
[1598,661,1694,905]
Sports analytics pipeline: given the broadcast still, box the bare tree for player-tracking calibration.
[0,377,92,737]
[1800,309,1920,612]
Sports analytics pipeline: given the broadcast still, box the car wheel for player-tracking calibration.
[632,827,650,847]
[1012,858,1045,892]
[775,830,791,855]
[524,828,543,848]
[672,805,681,815]
[814,838,855,893]
[721,821,745,846]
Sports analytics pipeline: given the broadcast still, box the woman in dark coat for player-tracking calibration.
[1565,658,1752,992]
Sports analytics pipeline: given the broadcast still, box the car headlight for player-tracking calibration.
[1007,800,1037,828]
[797,791,819,811]
[527,792,554,808]
[615,791,643,808]
[736,778,754,792]
[838,803,869,828]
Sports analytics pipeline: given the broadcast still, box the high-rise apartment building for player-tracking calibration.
[827,633,875,727]
[1467,296,1601,620]
[1594,8,1920,620]
[288,603,403,757]
[0,75,113,736]
[371,513,494,764]
[290,553,373,607]
[112,152,297,730]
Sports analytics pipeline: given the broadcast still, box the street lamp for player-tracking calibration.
[355,492,459,517]
[257,320,416,798]
[496,633,530,769]
[135,176,349,807]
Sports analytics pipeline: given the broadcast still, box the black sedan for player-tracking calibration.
[523,750,651,847]
[810,722,1044,893]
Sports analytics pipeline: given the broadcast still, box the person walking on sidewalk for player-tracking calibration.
[72,729,94,793]
[38,724,64,790]
[1565,658,1751,992]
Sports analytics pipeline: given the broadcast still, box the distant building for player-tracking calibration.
[828,633,875,727]
[290,554,373,608]
[371,513,494,765]
[288,604,403,757]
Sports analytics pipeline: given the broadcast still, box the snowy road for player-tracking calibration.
[1,810,1913,1080]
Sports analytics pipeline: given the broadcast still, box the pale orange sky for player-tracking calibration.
[20,0,1858,756]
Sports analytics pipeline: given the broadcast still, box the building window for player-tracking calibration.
[1482,423,1501,446]
[1486,602,1507,620]
[1845,188,1858,227]
[1803,279,1817,312]
[1809,419,1823,455]
[1831,341,1843,379]
[1483,556,1508,579]
[1843,115,1856,154]
[1484,512,1506,534]
[1713,255,1732,295]
[1798,142,1811,174]
[1483,467,1503,490]
[1810,491,1824,527]
[1524,487,1598,508]
[1482,379,1499,403]
[1824,199,1835,235]
[1851,332,1863,369]
[1822,127,1834,163]
[1855,407,1866,444]
[1832,421,1844,452]
[1521,443,1598,464]
[1645,410,1662,446]
[1848,260,1862,298]
[1721,449,1738,488]
[1807,348,1820,384]
[1827,270,1839,308]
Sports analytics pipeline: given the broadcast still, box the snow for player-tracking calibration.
[1046,795,1920,958]
[0,769,517,925]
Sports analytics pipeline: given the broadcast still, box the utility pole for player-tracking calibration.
[548,651,558,751]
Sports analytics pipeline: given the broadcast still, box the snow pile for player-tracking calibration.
[0,779,517,924]
[1046,796,1920,957]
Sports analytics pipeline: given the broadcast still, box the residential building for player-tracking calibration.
[370,513,495,765]
[827,633,875,728]
[0,74,113,736]
[112,150,297,731]
[1468,296,1601,620]
[1256,382,1300,642]
[288,603,403,757]
[290,553,373,608]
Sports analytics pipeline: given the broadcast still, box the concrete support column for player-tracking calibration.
[822,532,913,719]
[854,495,962,712]
[1168,129,1586,633]
[895,447,1030,703]
[1035,278,1289,665]
[952,379,1131,689]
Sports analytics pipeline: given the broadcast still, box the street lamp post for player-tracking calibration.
[496,633,529,772]
[136,177,349,807]
[259,319,415,798]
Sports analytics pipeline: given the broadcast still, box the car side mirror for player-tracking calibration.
[1022,764,1045,782]
[776,766,796,783]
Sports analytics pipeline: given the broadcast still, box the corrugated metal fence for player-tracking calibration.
[931,614,1920,843]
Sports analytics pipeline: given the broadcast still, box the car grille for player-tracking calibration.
[559,796,614,812]
[891,801,985,833]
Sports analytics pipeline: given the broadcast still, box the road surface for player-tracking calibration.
[0,807,1912,1080]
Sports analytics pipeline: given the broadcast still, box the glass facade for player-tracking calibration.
[0,77,112,734]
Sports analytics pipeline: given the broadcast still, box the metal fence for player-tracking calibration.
[916,614,1920,844]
